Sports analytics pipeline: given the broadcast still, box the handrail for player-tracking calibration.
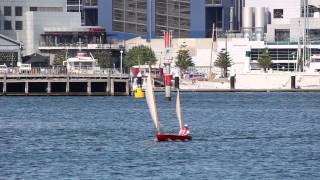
[0,67,129,76]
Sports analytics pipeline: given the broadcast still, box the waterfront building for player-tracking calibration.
[242,0,320,71]
[124,0,320,75]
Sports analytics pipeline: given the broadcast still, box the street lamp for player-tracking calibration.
[120,49,123,74]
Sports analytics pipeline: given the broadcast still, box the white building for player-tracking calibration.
[124,1,320,76]
[242,0,320,72]
[0,0,81,57]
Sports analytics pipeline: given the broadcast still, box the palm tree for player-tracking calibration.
[257,48,272,72]
[175,44,194,73]
[214,50,232,78]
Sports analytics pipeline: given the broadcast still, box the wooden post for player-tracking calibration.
[3,74,7,94]
[66,75,70,94]
[111,79,115,96]
[106,69,111,95]
[25,81,29,94]
[87,81,92,95]
[126,80,130,96]
[47,81,51,94]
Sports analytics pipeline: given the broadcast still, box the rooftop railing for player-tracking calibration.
[38,42,125,50]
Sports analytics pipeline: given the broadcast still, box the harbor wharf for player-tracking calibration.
[0,70,130,96]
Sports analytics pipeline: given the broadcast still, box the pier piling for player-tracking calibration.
[174,76,179,89]
[47,82,51,94]
[291,75,296,89]
[0,71,130,96]
[230,76,235,89]
[87,81,92,95]
[3,75,6,94]
[25,82,29,94]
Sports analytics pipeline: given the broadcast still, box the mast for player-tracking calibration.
[209,23,215,80]
[303,0,307,70]
[298,20,301,72]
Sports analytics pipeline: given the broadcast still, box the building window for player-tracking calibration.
[4,6,12,16]
[309,29,320,42]
[15,21,23,30]
[206,0,222,5]
[15,6,23,16]
[4,21,12,30]
[30,7,37,11]
[274,9,283,18]
[275,29,290,42]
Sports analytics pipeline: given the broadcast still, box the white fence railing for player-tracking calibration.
[0,67,129,76]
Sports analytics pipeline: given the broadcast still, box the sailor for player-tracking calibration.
[179,124,190,136]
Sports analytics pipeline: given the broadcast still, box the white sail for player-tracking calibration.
[145,74,161,132]
[176,90,184,129]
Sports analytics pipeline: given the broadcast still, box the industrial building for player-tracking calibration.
[241,0,320,72]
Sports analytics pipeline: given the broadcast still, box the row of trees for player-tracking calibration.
[53,45,274,77]
[174,47,274,77]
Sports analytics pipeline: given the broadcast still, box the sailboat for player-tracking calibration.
[145,73,192,141]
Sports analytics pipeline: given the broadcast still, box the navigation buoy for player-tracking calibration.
[134,87,145,98]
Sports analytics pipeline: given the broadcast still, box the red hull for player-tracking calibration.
[156,134,192,142]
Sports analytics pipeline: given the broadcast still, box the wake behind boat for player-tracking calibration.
[145,72,192,142]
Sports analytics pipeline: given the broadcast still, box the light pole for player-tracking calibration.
[120,49,123,74]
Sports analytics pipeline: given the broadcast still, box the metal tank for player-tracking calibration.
[242,7,253,39]
[255,7,266,41]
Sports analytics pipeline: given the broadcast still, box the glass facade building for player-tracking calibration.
[112,0,190,38]
[112,0,148,36]
[155,0,191,38]
[99,0,243,39]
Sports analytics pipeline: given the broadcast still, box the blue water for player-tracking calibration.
[0,92,320,179]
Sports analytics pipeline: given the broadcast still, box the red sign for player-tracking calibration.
[89,27,105,33]
[164,31,171,48]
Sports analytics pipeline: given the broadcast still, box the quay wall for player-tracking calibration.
[236,72,320,90]
[235,73,292,89]
[180,72,320,91]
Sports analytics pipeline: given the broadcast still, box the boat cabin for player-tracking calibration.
[63,52,100,74]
